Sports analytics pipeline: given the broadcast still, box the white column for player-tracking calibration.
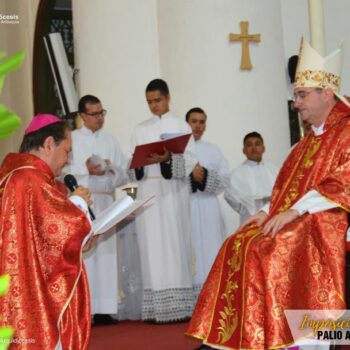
[308,0,326,55]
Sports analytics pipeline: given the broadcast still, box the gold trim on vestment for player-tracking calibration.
[295,70,340,92]
[278,137,321,212]
[205,239,231,343]
[239,228,262,349]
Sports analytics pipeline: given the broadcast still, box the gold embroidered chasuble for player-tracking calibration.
[187,101,350,349]
[0,153,91,349]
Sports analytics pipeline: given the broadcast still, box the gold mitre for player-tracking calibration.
[294,37,350,107]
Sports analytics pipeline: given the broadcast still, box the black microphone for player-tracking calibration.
[64,174,96,220]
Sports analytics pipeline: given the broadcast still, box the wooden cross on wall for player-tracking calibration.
[229,21,261,70]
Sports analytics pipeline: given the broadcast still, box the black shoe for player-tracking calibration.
[92,314,118,326]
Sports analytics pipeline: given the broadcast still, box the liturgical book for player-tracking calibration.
[92,195,154,235]
[129,133,191,169]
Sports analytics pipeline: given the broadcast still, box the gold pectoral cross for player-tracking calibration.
[229,21,261,70]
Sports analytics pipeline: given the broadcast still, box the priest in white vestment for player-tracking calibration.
[185,107,231,298]
[128,79,197,323]
[224,132,278,223]
[64,95,128,324]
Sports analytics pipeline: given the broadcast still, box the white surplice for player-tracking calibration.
[64,125,128,315]
[129,112,197,322]
[224,159,279,223]
[191,139,230,297]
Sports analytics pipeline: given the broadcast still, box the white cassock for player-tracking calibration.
[191,139,230,297]
[224,159,279,223]
[64,125,128,315]
[129,111,197,322]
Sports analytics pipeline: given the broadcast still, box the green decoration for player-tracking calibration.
[0,104,21,139]
[0,275,13,350]
[0,327,13,350]
[0,275,9,296]
[0,50,25,140]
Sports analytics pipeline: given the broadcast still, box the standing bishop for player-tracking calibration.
[0,115,92,349]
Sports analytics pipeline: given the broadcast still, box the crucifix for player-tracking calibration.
[229,21,261,70]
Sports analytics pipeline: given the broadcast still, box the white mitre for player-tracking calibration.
[294,37,350,107]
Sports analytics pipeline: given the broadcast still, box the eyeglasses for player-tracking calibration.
[292,91,312,102]
[292,89,323,102]
[83,109,107,118]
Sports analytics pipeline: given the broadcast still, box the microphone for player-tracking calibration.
[64,174,96,220]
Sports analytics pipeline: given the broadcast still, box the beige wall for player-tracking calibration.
[72,0,160,152]
[0,0,39,161]
[281,0,350,99]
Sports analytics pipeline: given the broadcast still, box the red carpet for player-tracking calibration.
[88,321,202,350]
[89,324,350,350]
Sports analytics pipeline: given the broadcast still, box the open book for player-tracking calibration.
[160,132,186,141]
[92,195,154,235]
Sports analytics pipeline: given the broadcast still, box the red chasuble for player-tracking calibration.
[187,101,350,349]
[0,153,92,349]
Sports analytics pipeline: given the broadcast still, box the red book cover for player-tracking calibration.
[129,133,192,169]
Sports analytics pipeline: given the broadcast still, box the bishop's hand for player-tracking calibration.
[238,210,268,231]
[83,236,97,252]
[72,186,93,206]
[262,209,300,237]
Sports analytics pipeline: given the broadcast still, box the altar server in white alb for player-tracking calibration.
[185,107,231,297]
[64,95,128,325]
[128,79,197,323]
[224,131,278,223]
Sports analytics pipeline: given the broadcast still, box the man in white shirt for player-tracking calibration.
[65,95,128,325]
[129,79,197,323]
[186,107,230,299]
[224,132,278,223]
